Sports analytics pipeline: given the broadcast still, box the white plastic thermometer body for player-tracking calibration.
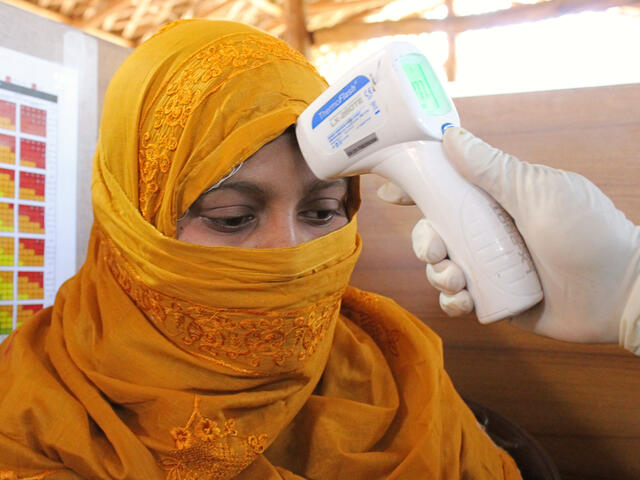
[296,41,542,323]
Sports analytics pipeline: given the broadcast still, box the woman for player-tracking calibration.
[0,20,520,479]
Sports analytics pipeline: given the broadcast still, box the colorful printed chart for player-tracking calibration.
[17,304,43,327]
[0,202,14,232]
[0,271,12,301]
[20,106,47,137]
[19,238,44,266]
[0,168,15,198]
[18,205,45,233]
[0,100,16,131]
[19,172,45,201]
[0,75,56,335]
[0,305,11,333]
[0,134,15,165]
[0,47,78,339]
[18,271,44,300]
[0,237,13,266]
[20,138,46,169]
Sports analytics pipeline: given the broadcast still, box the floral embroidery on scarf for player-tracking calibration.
[101,231,343,375]
[0,471,54,480]
[138,32,311,222]
[341,289,401,357]
[159,397,268,480]
[150,19,196,40]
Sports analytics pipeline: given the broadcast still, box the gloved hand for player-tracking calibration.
[378,127,640,350]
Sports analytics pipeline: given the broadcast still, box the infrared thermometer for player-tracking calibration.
[296,41,542,323]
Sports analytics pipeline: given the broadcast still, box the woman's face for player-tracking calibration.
[177,131,349,248]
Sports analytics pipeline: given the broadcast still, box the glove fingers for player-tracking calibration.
[440,290,474,317]
[443,127,527,219]
[412,219,447,263]
[426,260,466,295]
[376,181,415,205]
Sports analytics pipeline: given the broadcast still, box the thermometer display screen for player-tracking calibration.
[400,53,451,116]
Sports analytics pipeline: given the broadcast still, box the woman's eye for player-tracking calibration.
[203,215,255,232]
[300,209,338,225]
[300,197,347,226]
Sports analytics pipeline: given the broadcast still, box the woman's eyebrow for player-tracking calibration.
[211,181,268,196]
[200,178,347,200]
[307,178,348,193]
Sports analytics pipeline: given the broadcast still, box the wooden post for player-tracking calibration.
[283,0,310,58]
[444,0,457,82]
[445,31,457,82]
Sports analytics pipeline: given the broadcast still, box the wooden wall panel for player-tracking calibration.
[350,83,640,480]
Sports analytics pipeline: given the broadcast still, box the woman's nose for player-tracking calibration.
[258,213,305,248]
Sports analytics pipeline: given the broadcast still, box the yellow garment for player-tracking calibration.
[0,20,520,479]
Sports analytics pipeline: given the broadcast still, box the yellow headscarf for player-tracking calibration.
[0,20,520,479]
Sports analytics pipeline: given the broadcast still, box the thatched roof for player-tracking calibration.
[4,0,640,80]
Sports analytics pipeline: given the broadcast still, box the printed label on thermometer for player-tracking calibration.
[311,75,384,155]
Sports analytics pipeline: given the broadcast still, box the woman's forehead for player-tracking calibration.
[213,160,348,198]
[219,131,310,185]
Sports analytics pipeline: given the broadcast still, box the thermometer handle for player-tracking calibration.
[371,141,542,323]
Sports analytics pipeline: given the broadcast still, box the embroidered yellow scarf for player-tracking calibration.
[0,20,520,479]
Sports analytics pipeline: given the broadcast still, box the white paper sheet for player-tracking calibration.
[0,47,77,339]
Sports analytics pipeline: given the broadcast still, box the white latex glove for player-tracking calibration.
[378,128,640,350]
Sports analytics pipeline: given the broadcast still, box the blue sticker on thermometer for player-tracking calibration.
[312,75,370,129]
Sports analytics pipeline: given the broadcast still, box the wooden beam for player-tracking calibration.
[3,0,72,24]
[84,26,136,47]
[313,0,640,44]
[2,0,135,47]
[283,0,311,57]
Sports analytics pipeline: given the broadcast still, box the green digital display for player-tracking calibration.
[400,53,451,116]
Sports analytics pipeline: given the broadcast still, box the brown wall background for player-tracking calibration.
[351,83,640,480]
